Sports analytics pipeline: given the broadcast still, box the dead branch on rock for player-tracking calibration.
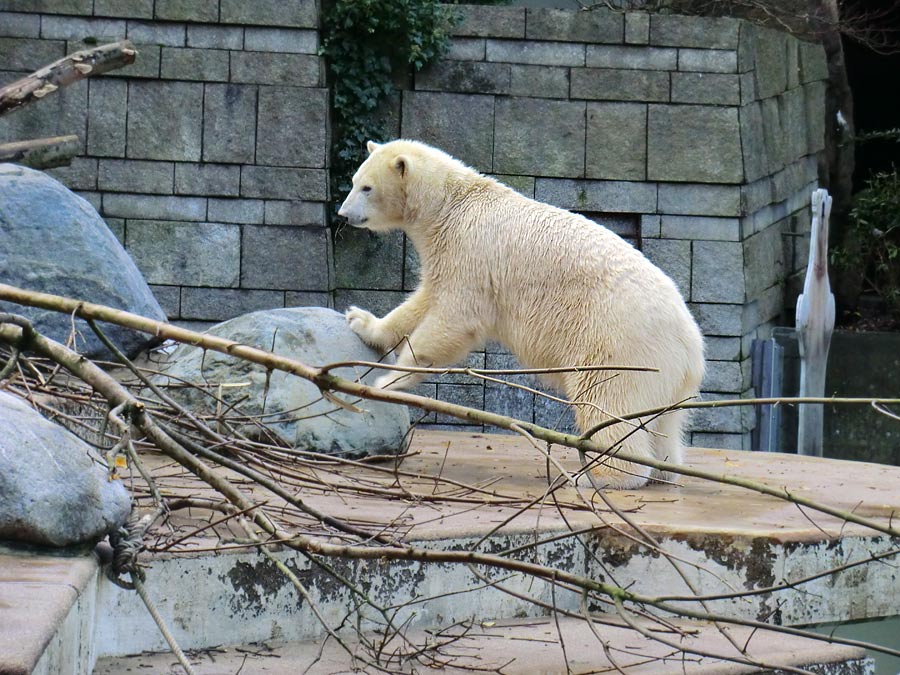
[0,135,80,169]
[0,40,136,117]
[1,290,899,671]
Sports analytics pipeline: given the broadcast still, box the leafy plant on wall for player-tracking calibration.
[320,0,460,207]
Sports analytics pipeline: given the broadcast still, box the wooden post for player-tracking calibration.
[795,189,836,456]
[0,40,136,117]
[0,135,79,169]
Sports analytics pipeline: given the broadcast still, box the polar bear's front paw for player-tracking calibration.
[374,372,408,391]
[345,306,386,348]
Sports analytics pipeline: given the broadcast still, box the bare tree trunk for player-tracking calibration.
[0,135,79,169]
[809,0,859,314]
[0,40,136,117]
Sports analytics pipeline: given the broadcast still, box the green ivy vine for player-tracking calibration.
[320,0,461,205]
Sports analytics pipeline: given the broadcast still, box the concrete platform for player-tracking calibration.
[2,431,898,673]
[94,616,871,674]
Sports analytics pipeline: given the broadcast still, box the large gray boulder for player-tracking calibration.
[0,163,166,358]
[154,307,411,458]
[0,391,132,547]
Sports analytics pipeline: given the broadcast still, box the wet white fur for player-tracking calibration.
[339,140,705,489]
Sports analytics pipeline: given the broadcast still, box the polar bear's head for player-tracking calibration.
[338,140,466,233]
[338,140,412,232]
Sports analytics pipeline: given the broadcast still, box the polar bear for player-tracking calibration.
[339,140,705,489]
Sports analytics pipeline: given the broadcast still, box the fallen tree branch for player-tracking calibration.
[0,135,80,169]
[1,283,898,541]
[0,40,136,117]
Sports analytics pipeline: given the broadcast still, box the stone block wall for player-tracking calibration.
[0,4,828,449]
[0,0,330,330]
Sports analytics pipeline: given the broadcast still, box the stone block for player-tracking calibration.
[333,228,404,291]
[660,216,740,241]
[570,68,669,102]
[244,27,317,54]
[509,65,568,99]
[203,83,257,163]
[742,175,774,214]
[494,98,585,177]
[208,198,265,224]
[650,15,739,50]
[86,77,126,157]
[799,40,827,83]
[704,336,742,361]
[0,0,90,13]
[264,200,325,227]
[220,0,317,28]
[174,163,240,196]
[690,393,753,433]
[486,39,584,67]
[760,96,787,173]
[401,91,494,172]
[743,222,787,300]
[105,216,125,243]
[658,183,742,217]
[160,47,229,81]
[586,102,647,181]
[187,25,243,50]
[126,20,185,46]
[0,37,65,70]
[241,225,330,290]
[181,288,284,321]
[805,81,826,154]
[624,12,650,45]
[41,15,125,41]
[103,193,206,220]
[671,72,740,106]
[640,214,661,239]
[404,237,420,291]
[702,358,750,393]
[642,238,690,298]
[647,105,742,183]
[447,38,485,61]
[692,240,744,303]
[691,432,747,450]
[0,12,40,37]
[75,190,101,210]
[103,42,160,78]
[256,86,328,168]
[126,81,202,161]
[454,5,524,39]
[46,157,97,190]
[585,45,677,70]
[678,48,737,73]
[148,284,180,318]
[745,25,789,98]
[230,51,321,86]
[416,61,510,95]
[740,71,758,105]
[98,158,173,193]
[689,302,747,337]
[526,8,621,43]
[285,291,331,309]
[94,0,153,18]
[155,0,217,22]
[485,384,534,425]
[493,174,535,198]
[126,219,240,286]
[739,101,768,183]
[333,290,407,317]
[435,383,484,425]
[240,166,327,201]
[535,179,657,214]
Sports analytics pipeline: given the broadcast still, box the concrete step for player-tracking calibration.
[92,616,871,674]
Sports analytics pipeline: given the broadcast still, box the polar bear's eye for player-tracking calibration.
[361,185,372,193]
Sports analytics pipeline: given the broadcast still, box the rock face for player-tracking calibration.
[155,307,411,458]
[0,391,132,547]
[0,163,166,358]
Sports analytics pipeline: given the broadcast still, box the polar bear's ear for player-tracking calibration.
[393,155,409,178]
[366,141,381,154]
